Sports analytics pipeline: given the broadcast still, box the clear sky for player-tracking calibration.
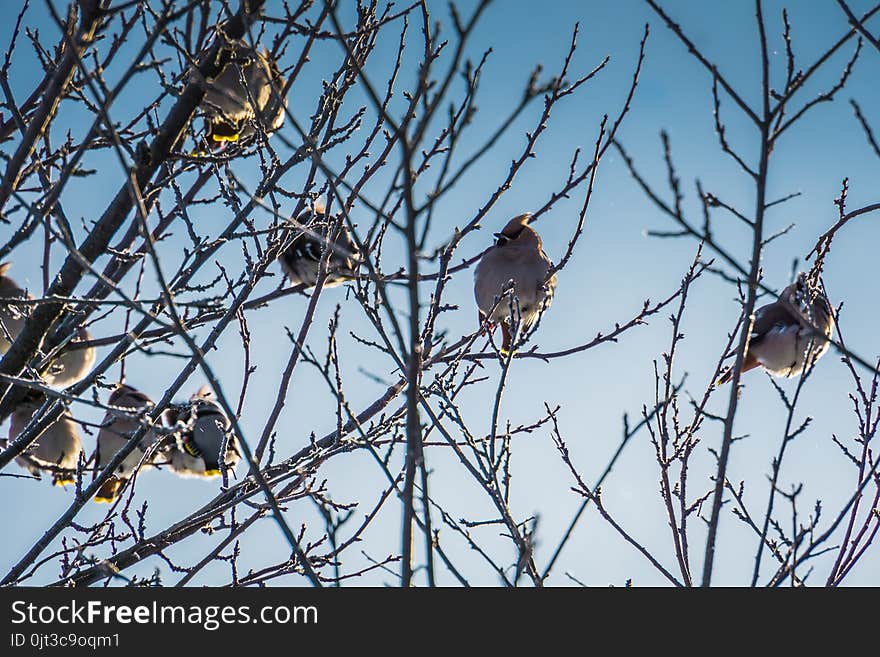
[1,0,879,586]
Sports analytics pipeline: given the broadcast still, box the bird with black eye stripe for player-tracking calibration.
[278,200,362,289]
[474,213,557,354]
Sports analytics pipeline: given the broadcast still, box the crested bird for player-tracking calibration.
[718,273,834,384]
[164,385,241,479]
[197,40,287,148]
[93,383,161,503]
[474,213,557,354]
[0,262,30,354]
[278,200,361,288]
[9,389,83,486]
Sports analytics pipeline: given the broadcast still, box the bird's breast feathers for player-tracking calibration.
[475,248,554,320]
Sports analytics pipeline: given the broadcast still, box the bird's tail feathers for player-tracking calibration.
[717,353,760,385]
[94,477,122,503]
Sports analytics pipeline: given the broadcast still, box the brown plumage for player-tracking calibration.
[474,214,557,353]
[42,327,96,388]
[197,41,287,148]
[163,386,241,479]
[9,389,83,486]
[93,383,160,503]
[0,264,94,387]
[718,273,833,384]
[278,200,361,288]
[0,262,30,355]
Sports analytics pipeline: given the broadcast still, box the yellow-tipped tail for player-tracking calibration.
[211,132,240,144]
[94,478,122,503]
[204,468,221,477]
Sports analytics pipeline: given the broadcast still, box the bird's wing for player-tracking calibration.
[750,301,798,347]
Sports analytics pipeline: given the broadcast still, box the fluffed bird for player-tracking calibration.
[278,200,361,288]
[474,214,557,353]
[42,327,96,388]
[197,40,286,148]
[718,272,834,384]
[164,386,240,479]
[93,383,160,503]
[0,264,95,386]
[236,52,287,144]
[9,389,83,486]
[0,262,30,354]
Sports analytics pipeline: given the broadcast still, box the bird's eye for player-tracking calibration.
[495,235,510,247]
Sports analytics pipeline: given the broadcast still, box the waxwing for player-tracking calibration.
[9,389,83,486]
[0,264,95,387]
[42,327,96,388]
[93,383,161,502]
[278,200,361,288]
[164,385,241,478]
[0,262,30,354]
[718,272,834,384]
[474,214,557,353]
[198,41,287,148]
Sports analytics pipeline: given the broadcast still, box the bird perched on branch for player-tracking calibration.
[474,214,557,354]
[9,389,83,486]
[279,200,362,288]
[42,327,96,389]
[93,383,161,503]
[718,272,834,384]
[163,386,241,479]
[196,40,287,148]
[0,264,95,387]
[0,262,30,355]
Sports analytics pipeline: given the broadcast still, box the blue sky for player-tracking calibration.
[2,0,880,586]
